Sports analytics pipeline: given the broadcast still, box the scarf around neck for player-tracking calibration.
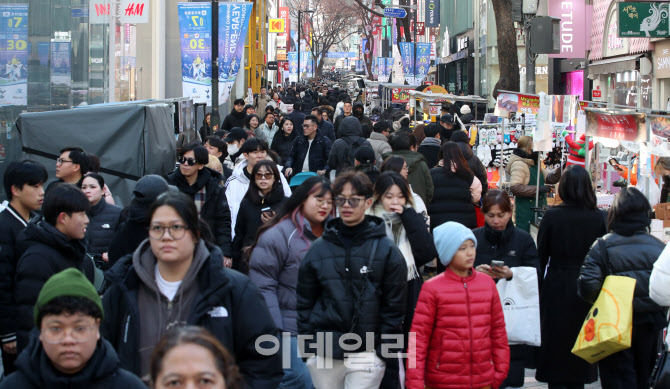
[370,203,419,281]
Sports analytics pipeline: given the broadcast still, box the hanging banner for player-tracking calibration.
[219,2,253,103]
[50,41,71,85]
[278,7,290,49]
[0,3,29,106]
[415,42,431,84]
[585,111,646,142]
[386,57,394,81]
[425,0,440,27]
[494,93,540,117]
[177,2,212,104]
[377,57,385,80]
[356,59,364,72]
[288,51,298,82]
[399,42,415,85]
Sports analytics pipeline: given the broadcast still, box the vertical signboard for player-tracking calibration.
[548,0,589,58]
[0,4,29,105]
[278,6,290,49]
[288,51,298,82]
[218,2,253,102]
[399,42,415,85]
[425,0,439,28]
[50,41,71,85]
[415,42,431,84]
[177,3,212,104]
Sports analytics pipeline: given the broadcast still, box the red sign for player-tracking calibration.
[279,7,290,49]
[424,81,434,85]
[392,87,413,103]
[281,62,289,71]
[585,111,646,142]
[371,16,381,35]
[592,88,602,99]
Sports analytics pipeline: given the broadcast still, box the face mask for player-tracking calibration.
[227,144,239,156]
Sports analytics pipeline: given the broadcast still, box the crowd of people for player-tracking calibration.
[0,79,669,389]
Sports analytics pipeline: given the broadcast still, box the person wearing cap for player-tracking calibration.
[406,222,509,389]
[352,102,373,138]
[107,175,173,265]
[417,123,442,169]
[0,268,145,388]
[439,114,456,142]
[353,146,379,184]
[223,127,249,169]
[14,183,94,353]
[222,99,248,131]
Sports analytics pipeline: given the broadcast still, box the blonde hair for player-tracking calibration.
[206,154,223,174]
[517,136,533,153]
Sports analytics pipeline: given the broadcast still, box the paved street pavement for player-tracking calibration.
[523,369,601,388]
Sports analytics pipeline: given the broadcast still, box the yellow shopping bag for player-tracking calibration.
[571,275,636,364]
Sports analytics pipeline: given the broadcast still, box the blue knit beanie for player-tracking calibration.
[433,222,477,266]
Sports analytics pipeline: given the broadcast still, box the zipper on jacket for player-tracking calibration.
[464,281,474,389]
[167,300,173,312]
[123,314,130,343]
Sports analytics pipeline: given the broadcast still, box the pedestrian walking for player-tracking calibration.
[79,173,121,270]
[380,155,427,216]
[271,118,297,164]
[384,133,434,205]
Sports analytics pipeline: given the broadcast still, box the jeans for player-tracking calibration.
[306,351,386,389]
[279,336,313,389]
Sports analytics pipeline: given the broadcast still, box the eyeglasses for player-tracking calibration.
[56,158,72,166]
[334,196,365,208]
[178,156,198,166]
[255,172,274,180]
[148,224,188,240]
[302,124,314,128]
[41,325,97,344]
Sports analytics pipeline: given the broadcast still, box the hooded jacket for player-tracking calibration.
[285,130,333,176]
[353,102,373,138]
[368,131,392,165]
[166,167,232,257]
[406,269,510,389]
[222,109,248,131]
[287,109,306,133]
[297,216,407,360]
[107,202,151,265]
[317,118,336,142]
[14,218,94,352]
[84,199,122,259]
[102,240,284,387]
[0,336,145,389]
[270,129,297,165]
[383,150,434,205]
[328,116,371,175]
[249,215,324,335]
[455,141,489,196]
[417,137,441,169]
[225,160,292,239]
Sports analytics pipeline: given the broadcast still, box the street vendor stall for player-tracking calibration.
[408,90,488,124]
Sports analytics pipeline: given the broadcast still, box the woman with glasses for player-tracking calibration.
[102,191,283,387]
[271,118,297,165]
[79,172,122,270]
[232,160,288,273]
[248,176,333,389]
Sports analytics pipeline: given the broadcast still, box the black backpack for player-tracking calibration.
[344,138,364,167]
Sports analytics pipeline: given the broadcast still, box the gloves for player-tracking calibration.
[538,185,552,194]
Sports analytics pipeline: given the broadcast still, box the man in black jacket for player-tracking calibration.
[284,115,332,179]
[165,142,233,266]
[334,100,353,137]
[14,183,94,352]
[221,99,248,131]
[297,171,407,387]
[311,106,336,141]
[353,102,374,138]
[417,123,442,169]
[46,146,88,192]
[328,116,372,176]
[0,160,48,373]
[451,130,488,195]
[287,102,306,132]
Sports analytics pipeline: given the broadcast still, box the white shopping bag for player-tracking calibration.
[496,266,541,346]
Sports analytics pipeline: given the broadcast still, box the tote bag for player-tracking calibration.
[496,266,541,346]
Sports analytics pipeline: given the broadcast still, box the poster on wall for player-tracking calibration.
[399,42,415,85]
[494,93,540,117]
[415,42,431,84]
[219,2,253,103]
[0,3,29,106]
[585,111,646,142]
[50,41,71,85]
[177,3,212,104]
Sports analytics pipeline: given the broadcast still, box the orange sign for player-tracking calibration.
[269,19,285,33]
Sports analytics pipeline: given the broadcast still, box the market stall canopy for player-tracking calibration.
[408,90,488,104]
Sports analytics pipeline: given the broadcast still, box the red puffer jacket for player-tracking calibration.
[406,268,510,389]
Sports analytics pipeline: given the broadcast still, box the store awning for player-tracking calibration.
[427,66,437,75]
[588,55,641,79]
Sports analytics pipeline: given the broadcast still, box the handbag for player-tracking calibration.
[496,266,541,346]
[571,238,636,364]
[650,314,670,389]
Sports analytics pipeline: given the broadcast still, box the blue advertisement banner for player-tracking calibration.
[325,52,357,58]
[288,51,298,83]
[218,2,252,103]
[0,4,29,105]
[355,60,364,72]
[386,57,394,80]
[415,42,431,84]
[38,42,50,68]
[399,42,414,85]
[177,3,212,104]
[50,41,71,85]
[376,57,384,79]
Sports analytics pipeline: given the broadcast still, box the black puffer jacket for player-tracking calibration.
[107,204,150,266]
[297,216,407,360]
[0,336,145,389]
[455,141,488,195]
[102,242,283,388]
[578,231,667,328]
[473,221,540,278]
[428,168,477,229]
[328,117,371,175]
[166,167,232,257]
[285,131,333,176]
[84,199,122,259]
[14,218,94,352]
[221,109,247,131]
[270,130,297,165]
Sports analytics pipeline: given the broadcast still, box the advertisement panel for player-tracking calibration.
[399,42,415,85]
[0,3,29,105]
[618,2,669,38]
[50,41,71,85]
[177,3,211,104]
[415,42,431,84]
[495,93,540,117]
[585,111,646,142]
[288,51,298,82]
[425,0,440,27]
[218,2,253,102]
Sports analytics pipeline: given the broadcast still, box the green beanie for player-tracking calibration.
[34,268,103,326]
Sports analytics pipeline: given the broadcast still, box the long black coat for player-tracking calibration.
[428,168,476,230]
[102,243,283,388]
[270,130,297,165]
[535,205,607,384]
[14,218,94,352]
[107,205,149,266]
[84,199,122,260]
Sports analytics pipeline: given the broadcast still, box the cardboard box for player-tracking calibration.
[656,203,670,220]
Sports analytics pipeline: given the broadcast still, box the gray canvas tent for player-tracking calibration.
[8,101,178,206]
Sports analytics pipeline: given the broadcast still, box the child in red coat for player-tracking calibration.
[406,222,510,389]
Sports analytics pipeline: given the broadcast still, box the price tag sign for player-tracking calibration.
[0,4,29,105]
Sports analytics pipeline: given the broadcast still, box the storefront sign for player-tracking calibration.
[548,0,589,59]
[391,87,412,103]
[494,93,540,117]
[618,2,669,38]
[120,0,149,24]
[603,13,629,57]
[278,7,290,50]
[89,1,111,24]
[592,88,602,99]
[269,19,285,33]
[425,0,439,28]
[655,39,670,79]
[585,111,646,142]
